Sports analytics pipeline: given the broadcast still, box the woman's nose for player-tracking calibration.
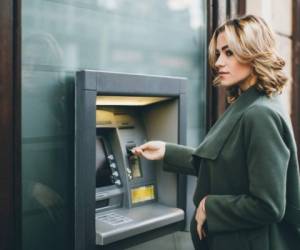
[215,55,225,68]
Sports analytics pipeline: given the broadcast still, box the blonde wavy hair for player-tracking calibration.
[208,15,288,103]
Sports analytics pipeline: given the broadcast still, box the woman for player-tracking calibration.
[132,15,300,250]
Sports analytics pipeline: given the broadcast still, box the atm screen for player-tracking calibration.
[96,137,114,187]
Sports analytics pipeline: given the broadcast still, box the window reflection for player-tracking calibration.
[167,0,204,29]
[22,0,207,249]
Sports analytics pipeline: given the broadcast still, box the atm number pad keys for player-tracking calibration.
[108,154,122,186]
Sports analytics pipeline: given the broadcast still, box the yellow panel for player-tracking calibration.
[131,185,155,204]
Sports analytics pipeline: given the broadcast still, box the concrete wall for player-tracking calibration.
[246,0,293,115]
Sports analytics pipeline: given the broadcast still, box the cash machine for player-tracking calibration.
[75,70,187,250]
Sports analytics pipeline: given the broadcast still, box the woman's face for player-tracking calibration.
[215,32,252,88]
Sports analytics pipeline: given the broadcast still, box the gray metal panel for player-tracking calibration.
[75,128,96,250]
[95,70,185,96]
[142,100,178,207]
[82,91,97,129]
[110,129,131,207]
[180,79,187,95]
[95,203,184,245]
[74,129,87,250]
[75,73,97,250]
[95,186,124,213]
[114,109,157,186]
[178,93,187,214]
[84,129,98,249]
[77,70,97,91]
[178,93,187,146]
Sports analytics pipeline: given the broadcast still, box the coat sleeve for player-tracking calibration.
[205,105,291,233]
[163,143,197,176]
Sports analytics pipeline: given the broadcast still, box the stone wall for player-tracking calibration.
[246,0,292,115]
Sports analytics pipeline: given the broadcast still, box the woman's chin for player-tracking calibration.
[219,81,236,88]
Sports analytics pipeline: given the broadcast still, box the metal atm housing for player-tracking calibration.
[75,71,187,250]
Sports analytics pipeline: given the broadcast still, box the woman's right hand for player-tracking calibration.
[131,141,166,161]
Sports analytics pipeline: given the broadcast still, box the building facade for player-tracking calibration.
[1,1,300,250]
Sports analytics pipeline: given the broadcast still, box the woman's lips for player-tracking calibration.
[219,72,229,77]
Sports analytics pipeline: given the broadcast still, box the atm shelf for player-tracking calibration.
[95,203,184,245]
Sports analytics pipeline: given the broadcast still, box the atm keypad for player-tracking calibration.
[108,154,114,161]
[112,171,119,177]
[107,154,122,186]
[114,180,121,186]
[110,163,117,169]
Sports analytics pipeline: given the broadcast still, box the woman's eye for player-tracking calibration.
[225,50,233,56]
[215,53,220,58]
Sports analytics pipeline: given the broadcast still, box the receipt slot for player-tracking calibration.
[75,70,187,250]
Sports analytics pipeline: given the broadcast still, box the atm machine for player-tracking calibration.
[75,70,187,250]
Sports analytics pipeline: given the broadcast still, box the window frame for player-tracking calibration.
[292,0,300,163]
[0,0,248,249]
[0,0,21,250]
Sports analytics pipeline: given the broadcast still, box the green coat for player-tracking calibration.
[163,86,300,250]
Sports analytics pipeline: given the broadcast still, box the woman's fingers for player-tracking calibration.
[196,220,206,240]
[196,221,206,240]
[133,148,151,159]
[134,147,143,155]
[140,150,159,160]
[132,146,152,159]
[197,222,202,240]
[139,142,151,150]
[132,143,149,154]
[131,147,143,156]
[195,207,207,240]
[131,141,165,160]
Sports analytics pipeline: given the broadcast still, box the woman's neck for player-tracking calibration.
[238,74,257,92]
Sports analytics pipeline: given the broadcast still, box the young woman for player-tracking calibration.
[132,15,300,250]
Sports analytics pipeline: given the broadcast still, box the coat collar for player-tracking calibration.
[193,85,264,160]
